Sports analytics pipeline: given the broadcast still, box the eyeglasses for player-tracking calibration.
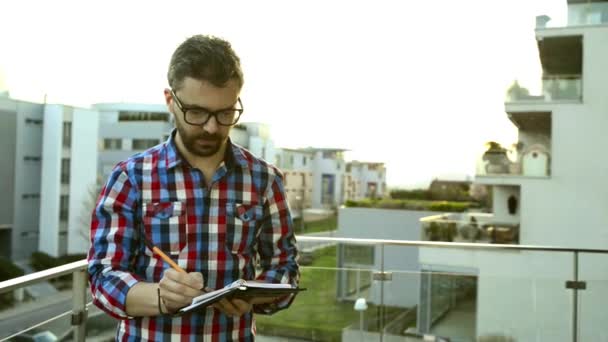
[171,89,243,126]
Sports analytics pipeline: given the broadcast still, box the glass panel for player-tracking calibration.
[579,253,608,341]
[414,247,574,341]
[255,243,379,341]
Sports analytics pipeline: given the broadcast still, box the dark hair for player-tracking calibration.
[167,35,244,90]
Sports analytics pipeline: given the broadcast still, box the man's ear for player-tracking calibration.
[163,88,172,107]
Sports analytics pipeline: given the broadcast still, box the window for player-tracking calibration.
[303,156,307,166]
[62,122,72,147]
[59,195,69,221]
[132,139,160,150]
[25,118,43,125]
[118,111,169,121]
[323,151,336,159]
[61,158,70,184]
[23,156,41,161]
[104,138,122,150]
[22,193,40,199]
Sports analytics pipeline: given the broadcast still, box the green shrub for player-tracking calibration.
[390,189,431,200]
[428,201,469,212]
[30,251,61,271]
[0,257,25,309]
[345,199,476,213]
[30,252,87,286]
[0,257,25,281]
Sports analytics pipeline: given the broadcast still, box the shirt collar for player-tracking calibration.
[164,129,249,170]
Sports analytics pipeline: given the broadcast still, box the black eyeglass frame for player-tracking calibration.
[170,89,243,126]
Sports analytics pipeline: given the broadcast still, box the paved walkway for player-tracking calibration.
[431,299,476,341]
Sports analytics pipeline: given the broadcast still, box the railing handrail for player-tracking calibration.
[0,259,88,294]
[296,236,608,254]
[3,236,608,295]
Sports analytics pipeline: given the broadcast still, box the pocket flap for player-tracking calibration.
[143,201,184,219]
[228,203,264,222]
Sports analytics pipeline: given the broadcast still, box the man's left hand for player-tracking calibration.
[213,298,252,316]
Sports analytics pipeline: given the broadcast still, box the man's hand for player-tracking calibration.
[158,269,204,313]
[213,297,252,316]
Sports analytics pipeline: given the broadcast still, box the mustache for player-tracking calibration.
[196,133,222,141]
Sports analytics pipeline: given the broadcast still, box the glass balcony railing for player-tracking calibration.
[2,237,607,341]
[505,76,582,103]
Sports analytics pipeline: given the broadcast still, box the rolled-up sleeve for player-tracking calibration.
[254,170,300,315]
[87,165,141,320]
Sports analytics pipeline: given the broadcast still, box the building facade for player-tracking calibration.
[419,2,608,339]
[346,161,387,200]
[0,97,44,260]
[38,104,99,257]
[94,103,173,181]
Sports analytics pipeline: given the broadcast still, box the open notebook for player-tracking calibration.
[177,279,305,315]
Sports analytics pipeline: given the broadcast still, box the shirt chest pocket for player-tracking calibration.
[142,201,187,256]
[226,203,265,254]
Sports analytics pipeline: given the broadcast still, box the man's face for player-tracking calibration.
[166,77,241,158]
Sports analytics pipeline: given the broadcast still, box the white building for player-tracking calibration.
[274,148,314,217]
[276,148,349,210]
[420,1,608,340]
[94,103,173,181]
[346,161,387,199]
[229,122,276,163]
[0,97,45,260]
[38,104,99,257]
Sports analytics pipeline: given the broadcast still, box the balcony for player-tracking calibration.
[420,212,519,245]
[2,236,607,341]
[505,75,582,104]
[475,143,551,184]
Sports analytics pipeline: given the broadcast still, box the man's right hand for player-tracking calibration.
[158,269,204,313]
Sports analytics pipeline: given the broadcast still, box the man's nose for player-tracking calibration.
[202,114,219,133]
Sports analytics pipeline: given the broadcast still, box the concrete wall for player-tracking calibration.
[38,105,64,257]
[0,107,16,226]
[14,102,44,260]
[338,207,435,308]
[491,186,520,225]
[67,108,99,254]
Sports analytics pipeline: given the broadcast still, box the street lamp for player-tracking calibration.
[354,297,368,342]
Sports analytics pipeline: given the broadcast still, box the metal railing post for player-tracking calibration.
[572,251,579,342]
[72,269,88,342]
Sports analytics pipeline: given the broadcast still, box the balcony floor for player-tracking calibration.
[431,298,476,341]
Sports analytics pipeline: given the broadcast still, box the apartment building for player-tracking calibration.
[94,103,173,181]
[275,148,350,210]
[38,104,99,257]
[229,122,276,163]
[346,161,387,199]
[419,1,608,339]
[0,97,45,260]
[274,148,315,216]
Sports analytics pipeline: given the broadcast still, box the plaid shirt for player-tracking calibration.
[88,132,299,341]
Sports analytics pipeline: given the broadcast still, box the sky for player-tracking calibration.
[0,0,567,188]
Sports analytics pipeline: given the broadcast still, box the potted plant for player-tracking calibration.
[483,141,510,174]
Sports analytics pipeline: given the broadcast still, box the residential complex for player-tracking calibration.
[0,96,387,261]
[419,1,608,339]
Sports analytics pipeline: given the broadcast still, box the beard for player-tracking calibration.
[175,122,226,157]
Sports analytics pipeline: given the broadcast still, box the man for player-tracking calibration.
[88,35,299,341]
